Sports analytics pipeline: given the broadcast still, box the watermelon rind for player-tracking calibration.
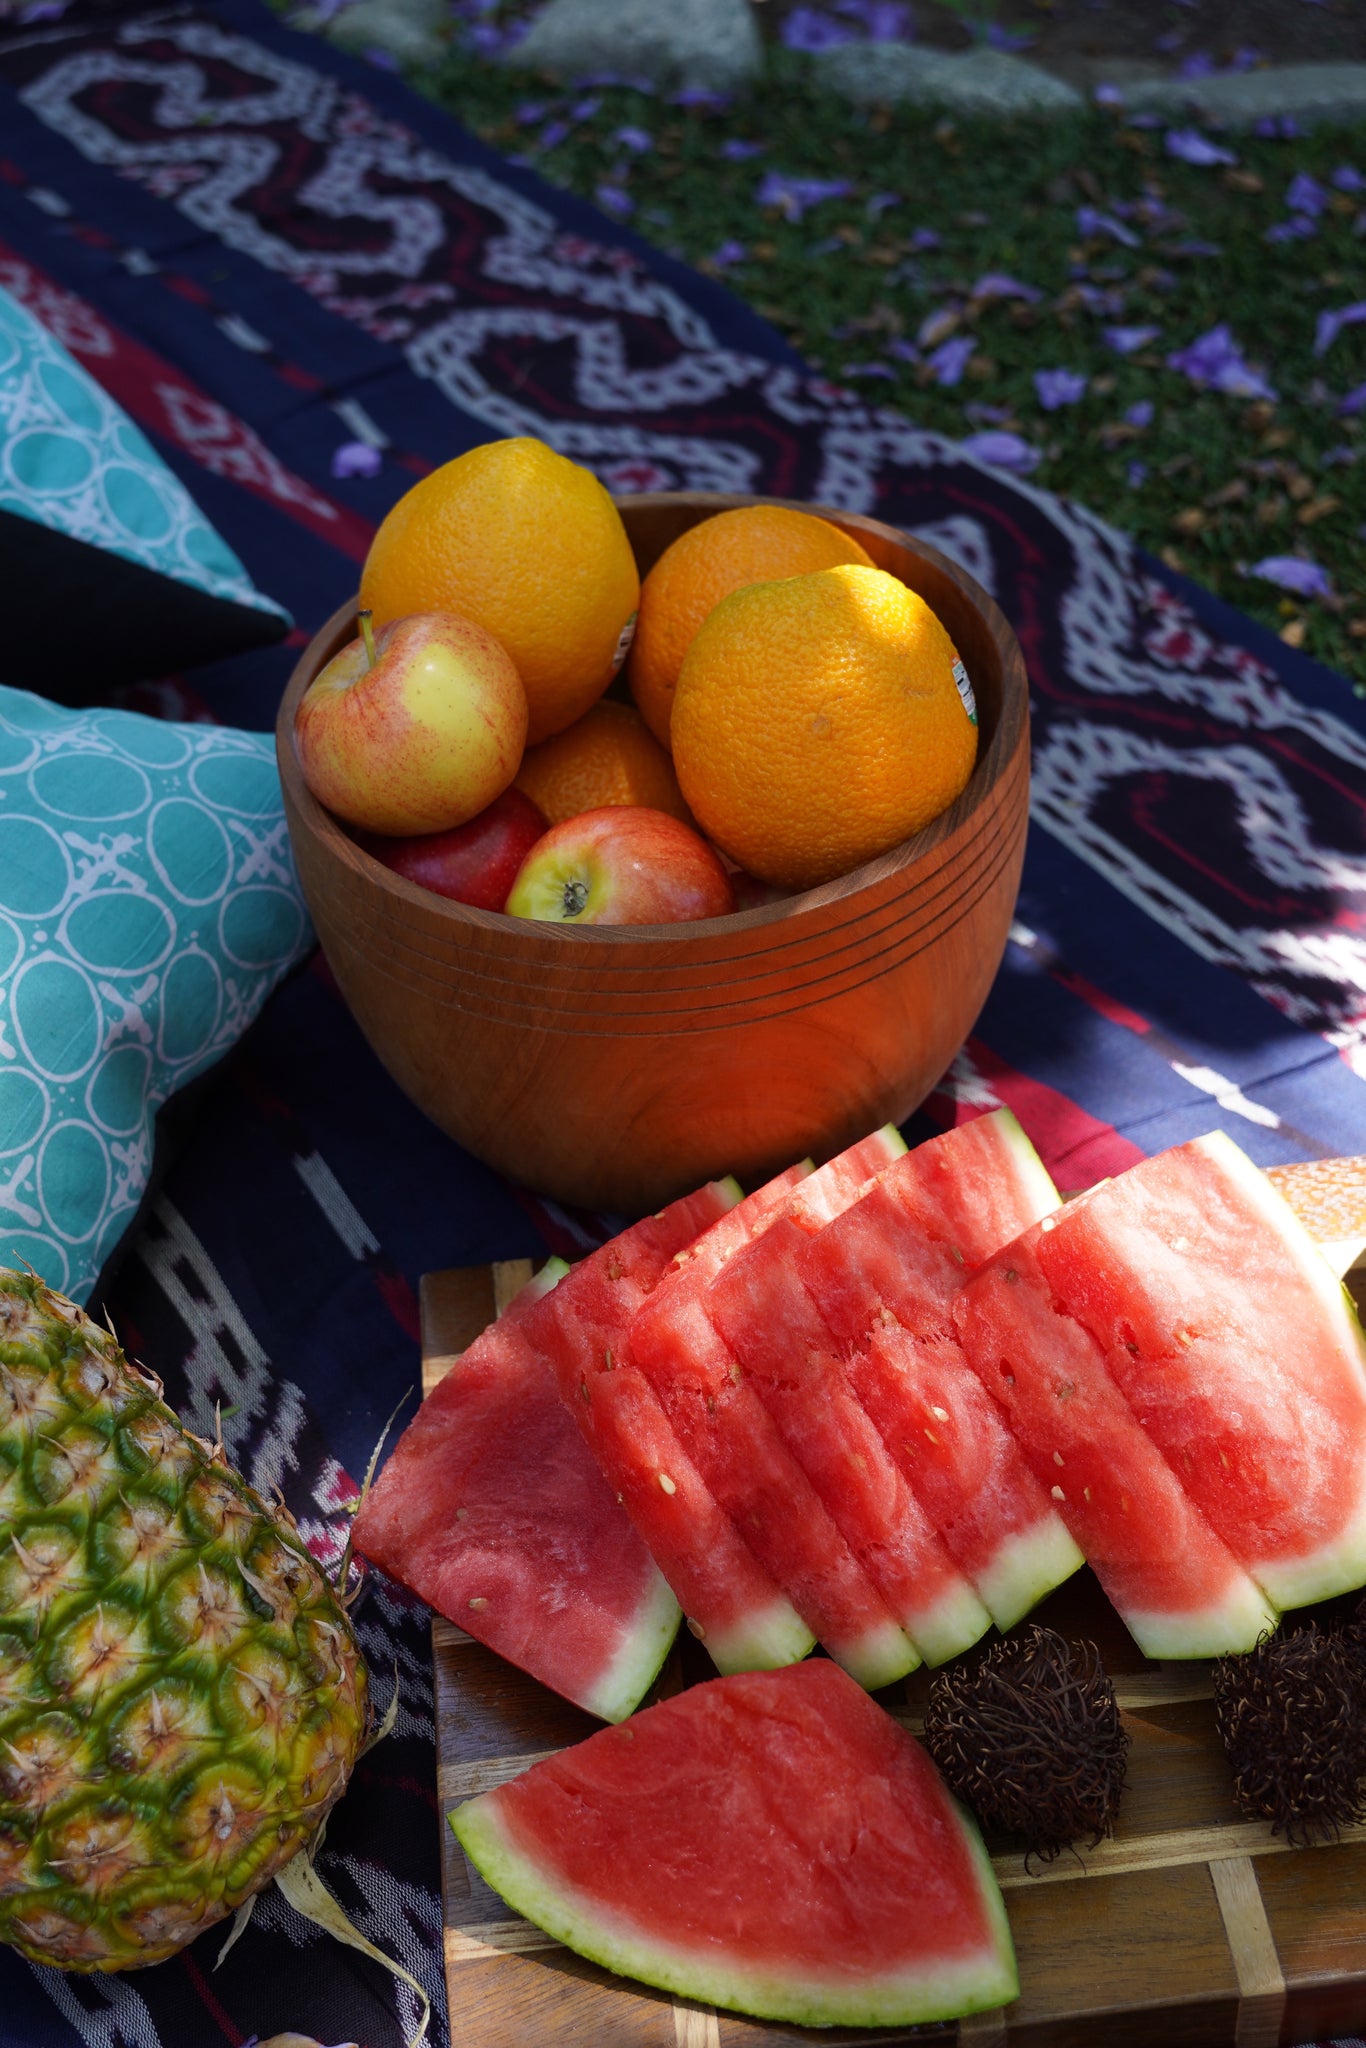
[975,1518,1087,1634]
[451,1790,1018,2028]
[1123,1580,1279,1662]
[1191,1132,1366,1609]
[704,1601,817,1673]
[994,1107,1064,1219]
[578,1567,686,1723]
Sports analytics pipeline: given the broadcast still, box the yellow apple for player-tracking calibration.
[294,611,528,835]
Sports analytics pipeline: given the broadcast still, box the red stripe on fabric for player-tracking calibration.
[1048,966,1153,1036]
[179,1951,246,2044]
[373,1263,422,1342]
[924,1035,1146,1189]
[0,240,375,562]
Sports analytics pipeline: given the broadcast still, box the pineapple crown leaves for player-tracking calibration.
[332,1390,413,1608]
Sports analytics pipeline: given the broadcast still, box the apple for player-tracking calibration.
[358,788,548,912]
[506,806,735,926]
[295,610,527,835]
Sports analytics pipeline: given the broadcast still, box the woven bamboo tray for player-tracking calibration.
[421,1254,1366,2048]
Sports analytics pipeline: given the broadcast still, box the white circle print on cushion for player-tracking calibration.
[0,684,314,1303]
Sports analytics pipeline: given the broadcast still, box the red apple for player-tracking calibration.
[295,611,527,835]
[506,806,735,926]
[358,788,548,912]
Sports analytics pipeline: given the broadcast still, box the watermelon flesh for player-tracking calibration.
[354,1257,681,1724]
[1031,1131,1366,1612]
[954,1219,1278,1658]
[523,1173,816,1674]
[627,1130,921,1690]
[707,1205,993,1667]
[451,1659,1018,2029]
[795,1111,1085,1629]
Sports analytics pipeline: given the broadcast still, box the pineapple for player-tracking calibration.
[0,1268,369,1970]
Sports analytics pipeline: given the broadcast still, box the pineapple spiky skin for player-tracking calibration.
[0,1269,369,1970]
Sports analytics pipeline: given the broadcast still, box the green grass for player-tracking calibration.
[418,38,1366,684]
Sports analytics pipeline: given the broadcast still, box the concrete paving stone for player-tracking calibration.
[325,0,449,67]
[507,0,762,91]
[815,42,1084,118]
[1116,62,1366,128]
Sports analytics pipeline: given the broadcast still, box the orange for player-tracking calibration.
[514,700,692,826]
[671,564,979,891]
[626,505,875,746]
[359,437,640,745]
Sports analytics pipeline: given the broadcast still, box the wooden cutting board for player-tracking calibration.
[421,1242,1366,2048]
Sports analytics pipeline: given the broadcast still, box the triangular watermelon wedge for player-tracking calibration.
[354,1180,735,1721]
[451,1659,1017,2029]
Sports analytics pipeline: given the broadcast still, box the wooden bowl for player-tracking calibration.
[276,494,1029,1215]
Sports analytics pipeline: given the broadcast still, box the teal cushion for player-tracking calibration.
[0,285,290,692]
[0,684,314,1302]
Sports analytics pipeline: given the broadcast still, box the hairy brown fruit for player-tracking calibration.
[1213,1625,1366,1847]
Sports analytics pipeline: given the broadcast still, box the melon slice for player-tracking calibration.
[523,1173,816,1674]
[795,1111,1085,1629]
[706,1159,993,1666]
[451,1659,1018,2029]
[954,1219,1278,1658]
[627,1130,920,1690]
[1032,1131,1366,1612]
[354,1251,682,1724]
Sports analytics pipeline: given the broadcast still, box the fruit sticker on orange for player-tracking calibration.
[611,610,638,675]
[951,655,978,727]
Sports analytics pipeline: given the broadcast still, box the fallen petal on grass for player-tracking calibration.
[961,431,1040,475]
[1247,555,1335,600]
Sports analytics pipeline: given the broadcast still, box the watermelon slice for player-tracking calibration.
[954,1217,1278,1658]
[522,1174,816,1675]
[626,1131,921,1691]
[451,1659,1017,2029]
[1030,1132,1366,1612]
[706,1163,993,1666]
[354,1255,681,1724]
[794,1111,1085,1629]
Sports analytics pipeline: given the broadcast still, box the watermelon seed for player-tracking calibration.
[1051,1485,1066,1501]
[931,1406,950,1422]
[687,1618,707,1639]
[1003,1372,1015,1384]
[658,1473,677,1495]
[706,1396,716,1414]
[1005,1268,1018,1284]
[455,1508,468,1521]
[1053,1451,1065,1466]
[468,1596,489,1610]
[924,1429,940,1444]
[604,1348,615,1370]
[1083,1486,1092,1501]
[607,1260,623,1282]
[579,1381,590,1404]
[950,1247,965,1265]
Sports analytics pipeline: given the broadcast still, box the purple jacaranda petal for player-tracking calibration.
[756,171,854,220]
[514,101,547,126]
[1076,205,1140,247]
[986,21,1034,49]
[1229,46,1261,70]
[1154,29,1183,51]
[928,336,976,385]
[841,361,897,378]
[330,439,382,480]
[710,239,748,266]
[1126,400,1155,427]
[852,0,914,39]
[1167,238,1225,256]
[1167,323,1277,400]
[1315,302,1366,356]
[1254,115,1305,139]
[972,272,1042,304]
[595,184,633,216]
[1333,165,1365,193]
[1126,460,1149,486]
[569,97,601,121]
[1035,367,1088,410]
[888,338,921,362]
[908,225,941,251]
[1286,170,1329,216]
[960,431,1040,475]
[1104,324,1162,354]
[1266,218,1318,243]
[782,7,856,50]
[1247,555,1334,600]
[866,192,900,216]
[671,86,730,107]
[613,126,652,152]
[362,46,399,68]
[1165,128,1236,165]
[1178,50,1216,78]
[1095,84,1124,107]
[538,120,570,148]
[1339,381,1366,416]
[965,401,1013,425]
[720,138,765,160]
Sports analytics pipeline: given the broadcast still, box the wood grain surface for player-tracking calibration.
[419,1260,1366,2048]
[277,495,1030,1215]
